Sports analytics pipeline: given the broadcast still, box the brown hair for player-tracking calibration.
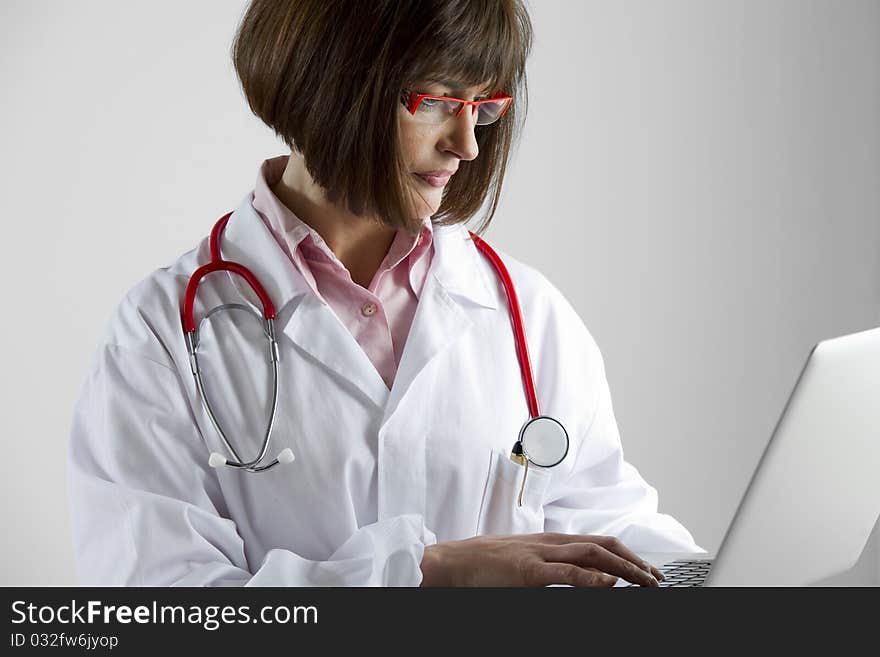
[231,0,533,236]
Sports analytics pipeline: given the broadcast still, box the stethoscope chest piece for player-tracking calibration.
[510,415,569,508]
[518,415,569,468]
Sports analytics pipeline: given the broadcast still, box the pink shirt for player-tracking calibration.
[251,155,434,391]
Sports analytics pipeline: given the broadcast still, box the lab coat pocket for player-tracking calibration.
[476,449,551,537]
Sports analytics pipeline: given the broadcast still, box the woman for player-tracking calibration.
[68,0,702,587]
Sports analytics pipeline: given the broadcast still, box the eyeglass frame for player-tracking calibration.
[401,89,513,125]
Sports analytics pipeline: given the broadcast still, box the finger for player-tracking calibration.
[585,536,665,581]
[647,563,665,582]
[544,542,659,587]
[536,562,618,588]
[583,566,620,584]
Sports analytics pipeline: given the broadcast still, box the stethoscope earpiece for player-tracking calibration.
[208,448,294,471]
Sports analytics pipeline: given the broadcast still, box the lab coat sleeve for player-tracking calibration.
[68,342,437,586]
[538,287,705,554]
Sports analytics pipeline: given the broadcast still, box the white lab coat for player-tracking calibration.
[68,192,703,586]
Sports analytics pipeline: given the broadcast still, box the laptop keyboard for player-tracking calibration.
[625,559,713,587]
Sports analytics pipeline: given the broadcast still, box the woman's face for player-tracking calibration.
[398,80,490,218]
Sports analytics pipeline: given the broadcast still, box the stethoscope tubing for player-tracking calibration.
[468,232,540,419]
[185,316,283,472]
[183,212,566,476]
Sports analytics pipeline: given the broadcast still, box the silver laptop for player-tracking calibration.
[626,325,880,587]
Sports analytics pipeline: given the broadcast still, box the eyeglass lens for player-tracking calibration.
[415,97,509,125]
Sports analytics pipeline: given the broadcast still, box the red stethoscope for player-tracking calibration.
[182,212,569,505]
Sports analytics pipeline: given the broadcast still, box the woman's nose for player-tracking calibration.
[443,108,479,161]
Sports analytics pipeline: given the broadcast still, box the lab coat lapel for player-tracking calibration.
[382,223,500,425]
[219,194,391,409]
[283,293,391,409]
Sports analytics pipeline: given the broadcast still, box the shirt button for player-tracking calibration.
[361,302,377,317]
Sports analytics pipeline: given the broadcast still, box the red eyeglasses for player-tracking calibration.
[402,89,513,126]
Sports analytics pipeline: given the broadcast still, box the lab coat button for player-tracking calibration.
[361,302,377,317]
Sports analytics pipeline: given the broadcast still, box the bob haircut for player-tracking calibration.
[231,0,533,237]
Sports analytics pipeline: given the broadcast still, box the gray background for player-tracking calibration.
[1,0,878,585]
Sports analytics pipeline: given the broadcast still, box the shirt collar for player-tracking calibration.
[217,158,499,317]
[252,154,433,274]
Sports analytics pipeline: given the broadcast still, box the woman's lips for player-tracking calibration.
[415,172,451,188]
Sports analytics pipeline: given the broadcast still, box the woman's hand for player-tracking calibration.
[419,532,664,587]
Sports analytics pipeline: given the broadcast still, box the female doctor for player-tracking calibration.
[68,0,703,587]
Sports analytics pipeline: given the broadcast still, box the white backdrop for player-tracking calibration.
[1,0,878,585]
